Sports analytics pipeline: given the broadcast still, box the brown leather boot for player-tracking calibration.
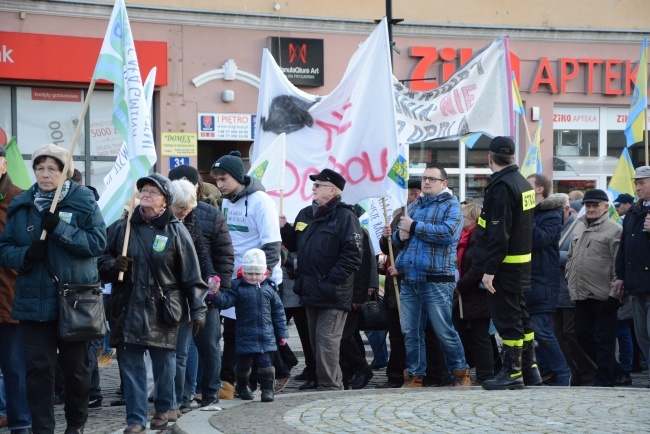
[401,370,423,388]
[453,369,472,387]
[149,411,169,430]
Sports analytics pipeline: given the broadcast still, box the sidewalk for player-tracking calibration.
[1,323,648,433]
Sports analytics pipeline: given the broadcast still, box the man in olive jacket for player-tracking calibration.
[566,188,623,386]
[280,169,362,391]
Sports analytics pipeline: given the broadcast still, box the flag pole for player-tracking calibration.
[645,107,648,166]
[118,184,138,282]
[381,198,401,318]
[279,189,284,216]
[41,78,97,240]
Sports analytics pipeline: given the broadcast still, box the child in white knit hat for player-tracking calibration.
[211,248,288,402]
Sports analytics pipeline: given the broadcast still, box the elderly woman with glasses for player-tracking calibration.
[98,173,208,434]
[167,179,219,414]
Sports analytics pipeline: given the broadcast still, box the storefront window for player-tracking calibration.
[16,87,86,156]
[90,90,124,157]
[552,179,596,195]
[606,107,648,168]
[0,86,11,142]
[409,139,459,169]
[553,106,600,158]
[465,135,491,169]
[465,174,489,204]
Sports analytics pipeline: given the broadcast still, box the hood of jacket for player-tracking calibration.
[536,195,566,212]
[226,176,266,204]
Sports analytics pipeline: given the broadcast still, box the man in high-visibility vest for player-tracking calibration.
[473,136,541,390]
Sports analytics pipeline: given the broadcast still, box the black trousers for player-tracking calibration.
[453,316,494,381]
[220,317,237,384]
[487,288,532,342]
[385,307,450,385]
[285,306,317,381]
[574,298,623,386]
[339,309,368,380]
[20,321,90,434]
[552,308,596,385]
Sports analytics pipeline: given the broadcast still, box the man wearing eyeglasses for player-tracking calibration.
[280,168,363,391]
[384,163,471,388]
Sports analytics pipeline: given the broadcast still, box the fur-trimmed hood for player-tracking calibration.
[537,195,565,211]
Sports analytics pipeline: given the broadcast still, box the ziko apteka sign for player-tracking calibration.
[267,37,324,87]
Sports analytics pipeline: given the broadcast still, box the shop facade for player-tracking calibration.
[0,1,646,202]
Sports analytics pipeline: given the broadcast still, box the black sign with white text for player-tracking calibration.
[267,37,324,87]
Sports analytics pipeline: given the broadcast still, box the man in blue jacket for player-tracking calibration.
[526,174,571,386]
[615,165,650,387]
[386,164,471,387]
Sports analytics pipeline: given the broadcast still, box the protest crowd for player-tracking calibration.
[0,139,648,434]
[1,3,650,434]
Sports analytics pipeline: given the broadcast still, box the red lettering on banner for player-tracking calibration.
[603,59,623,95]
[559,58,579,93]
[580,58,603,94]
[314,102,352,151]
[273,149,389,202]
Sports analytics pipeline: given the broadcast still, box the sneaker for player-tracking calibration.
[274,377,291,393]
[200,398,219,407]
[88,397,103,409]
[189,399,200,409]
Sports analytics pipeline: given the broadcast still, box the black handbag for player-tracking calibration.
[134,227,184,326]
[358,292,389,331]
[27,219,106,341]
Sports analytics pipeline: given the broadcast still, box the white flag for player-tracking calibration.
[247,133,286,192]
[394,37,514,144]
[252,18,406,221]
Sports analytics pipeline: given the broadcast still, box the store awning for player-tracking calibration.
[553,156,619,176]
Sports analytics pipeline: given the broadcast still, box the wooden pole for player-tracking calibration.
[118,184,138,282]
[458,291,464,319]
[41,79,97,240]
[559,215,581,247]
[381,198,401,319]
[279,189,284,217]
[645,107,649,166]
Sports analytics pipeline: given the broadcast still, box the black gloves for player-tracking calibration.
[114,255,133,272]
[192,320,205,336]
[41,210,61,234]
[25,240,47,263]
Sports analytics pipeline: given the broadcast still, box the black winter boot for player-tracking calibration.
[258,367,275,402]
[235,368,255,400]
[522,340,543,386]
[482,346,524,391]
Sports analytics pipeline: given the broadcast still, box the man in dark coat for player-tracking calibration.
[615,165,650,387]
[280,168,362,391]
[526,174,571,386]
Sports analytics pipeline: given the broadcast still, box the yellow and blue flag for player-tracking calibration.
[624,38,648,147]
[520,120,542,178]
[511,71,525,116]
[607,147,636,198]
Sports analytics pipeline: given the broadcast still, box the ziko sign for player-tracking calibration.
[267,37,324,87]
[408,45,646,96]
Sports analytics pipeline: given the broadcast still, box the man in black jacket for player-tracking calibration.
[280,169,362,391]
[474,137,537,391]
[615,165,650,387]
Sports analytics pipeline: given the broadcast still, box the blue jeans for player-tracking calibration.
[365,331,388,367]
[616,319,633,372]
[119,344,175,427]
[0,323,31,430]
[530,314,571,385]
[185,338,198,399]
[191,308,222,401]
[174,324,193,408]
[400,281,469,375]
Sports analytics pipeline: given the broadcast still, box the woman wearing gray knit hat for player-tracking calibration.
[0,143,106,433]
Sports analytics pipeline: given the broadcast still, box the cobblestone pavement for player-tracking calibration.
[205,387,650,433]
[1,323,648,433]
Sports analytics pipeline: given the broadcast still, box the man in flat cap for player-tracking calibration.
[280,168,362,391]
[473,136,538,390]
[615,166,650,387]
[567,189,624,386]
